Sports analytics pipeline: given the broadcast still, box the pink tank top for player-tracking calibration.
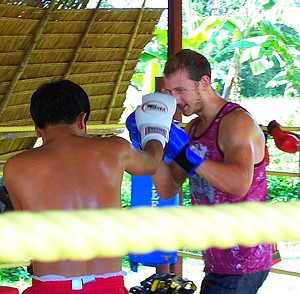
[188,102,272,274]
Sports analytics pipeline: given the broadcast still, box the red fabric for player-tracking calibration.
[272,243,281,266]
[0,286,19,294]
[265,145,270,166]
[22,276,128,294]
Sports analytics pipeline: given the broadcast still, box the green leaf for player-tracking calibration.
[250,59,267,75]
[206,19,238,46]
[268,54,282,67]
[154,28,168,45]
[286,34,300,50]
[219,40,259,58]
[262,0,277,10]
[139,52,157,63]
[131,73,144,89]
[259,21,285,42]
[266,77,288,87]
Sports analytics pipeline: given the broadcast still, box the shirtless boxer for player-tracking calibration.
[3,79,176,294]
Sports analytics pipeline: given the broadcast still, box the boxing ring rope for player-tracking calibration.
[0,201,299,263]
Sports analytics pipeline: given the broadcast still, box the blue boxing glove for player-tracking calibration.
[165,123,206,175]
[125,110,141,150]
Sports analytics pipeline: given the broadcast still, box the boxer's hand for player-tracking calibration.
[165,123,206,174]
[135,92,176,148]
[126,111,141,149]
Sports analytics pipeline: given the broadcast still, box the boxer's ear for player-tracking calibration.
[199,75,211,89]
[34,126,42,137]
[77,112,87,130]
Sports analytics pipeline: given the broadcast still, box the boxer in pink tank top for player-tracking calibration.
[153,49,272,293]
[188,102,272,276]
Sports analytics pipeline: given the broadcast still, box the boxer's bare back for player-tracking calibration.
[4,123,164,277]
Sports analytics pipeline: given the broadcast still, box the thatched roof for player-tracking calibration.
[0,2,164,172]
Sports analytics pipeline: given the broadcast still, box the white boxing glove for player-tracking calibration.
[135,92,176,148]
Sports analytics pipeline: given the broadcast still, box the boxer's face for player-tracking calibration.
[163,70,201,116]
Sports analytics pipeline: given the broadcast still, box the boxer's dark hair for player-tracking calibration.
[30,79,90,129]
[164,49,211,81]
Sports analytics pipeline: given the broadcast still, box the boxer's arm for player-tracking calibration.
[152,160,187,200]
[194,109,259,197]
[124,139,164,176]
[3,160,22,210]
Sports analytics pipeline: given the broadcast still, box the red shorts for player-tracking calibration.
[22,276,128,294]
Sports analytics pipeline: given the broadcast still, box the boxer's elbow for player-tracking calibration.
[236,187,249,198]
[156,188,178,200]
[154,181,180,200]
[232,178,252,198]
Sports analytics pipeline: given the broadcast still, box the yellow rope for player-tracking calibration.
[0,201,299,262]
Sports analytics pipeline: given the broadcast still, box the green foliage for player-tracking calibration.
[122,255,130,268]
[266,128,299,203]
[0,266,31,286]
[240,62,286,97]
[133,0,300,97]
[205,17,300,96]
[267,176,299,203]
[121,172,132,208]
[182,179,191,206]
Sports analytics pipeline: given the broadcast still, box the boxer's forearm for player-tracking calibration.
[152,161,186,200]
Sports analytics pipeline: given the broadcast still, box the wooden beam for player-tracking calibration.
[168,0,182,57]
